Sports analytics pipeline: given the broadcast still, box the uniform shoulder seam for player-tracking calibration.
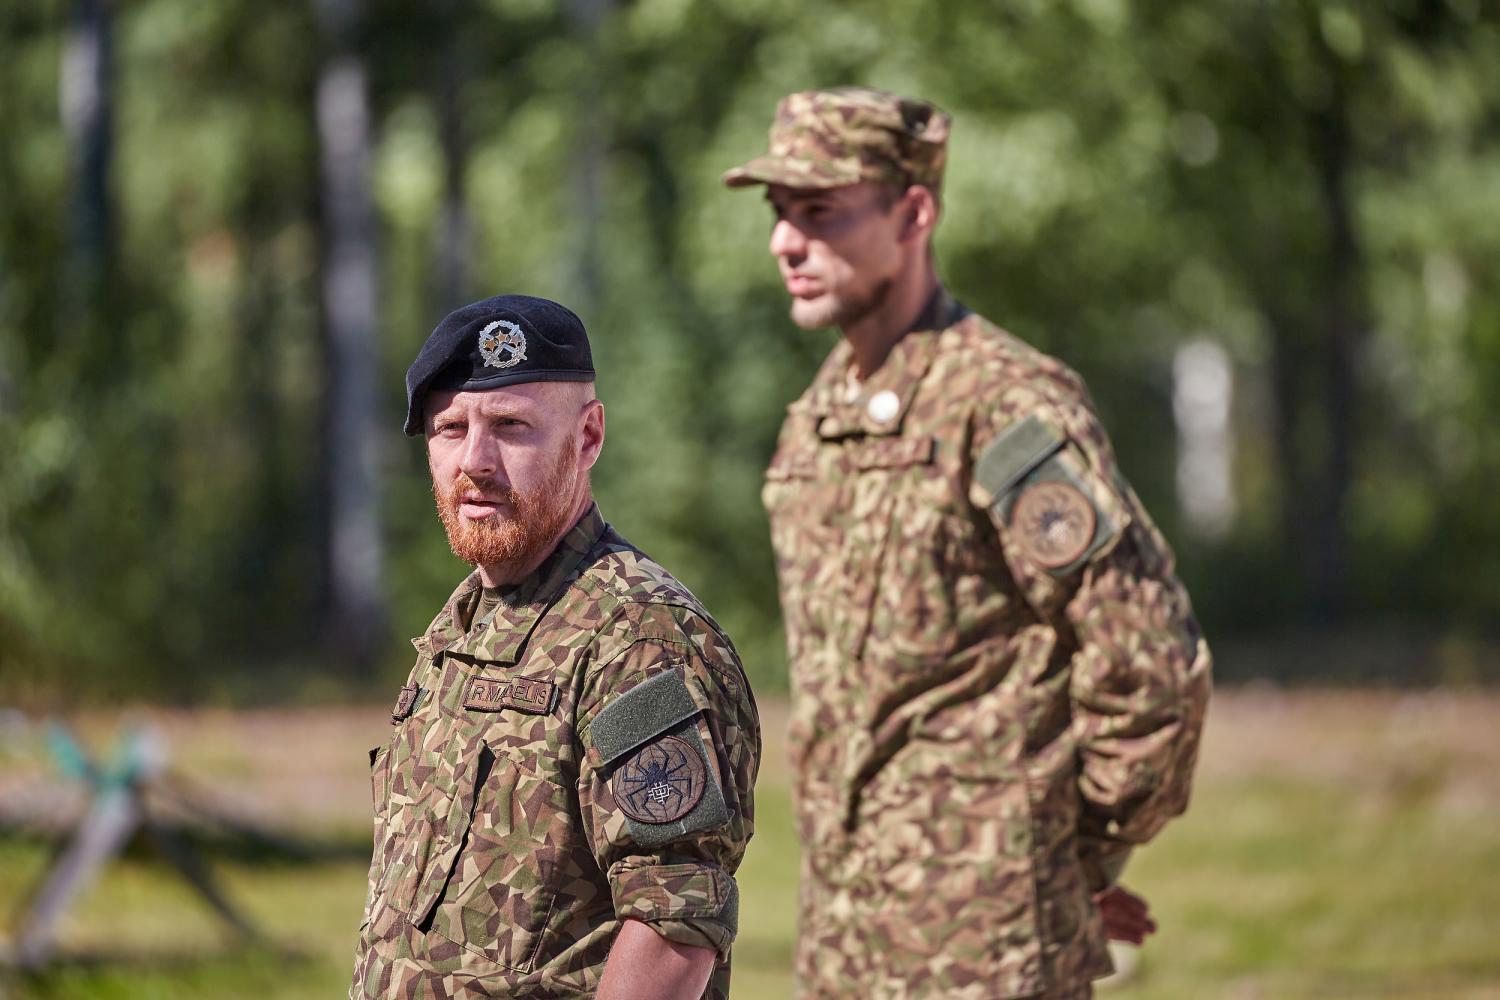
[938,313,1094,418]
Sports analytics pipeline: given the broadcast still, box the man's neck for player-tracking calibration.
[840,264,941,380]
[477,488,594,589]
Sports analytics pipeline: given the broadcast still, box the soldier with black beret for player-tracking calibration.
[352,294,760,1000]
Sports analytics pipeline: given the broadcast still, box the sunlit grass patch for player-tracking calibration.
[2,691,1499,999]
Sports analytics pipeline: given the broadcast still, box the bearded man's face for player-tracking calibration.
[430,437,578,574]
[423,382,602,584]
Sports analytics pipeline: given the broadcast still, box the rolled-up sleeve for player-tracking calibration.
[606,858,739,953]
[577,627,758,957]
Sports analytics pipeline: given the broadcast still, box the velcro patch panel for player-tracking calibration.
[591,669,702,765]
[975,415,1066,501]
[593,670,730,844]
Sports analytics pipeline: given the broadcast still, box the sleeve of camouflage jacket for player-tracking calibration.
[576,618,758,957]
[969,385,1213,887]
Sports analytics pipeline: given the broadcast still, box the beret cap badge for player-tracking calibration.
[478,319,527,370]
[403,293,595,436]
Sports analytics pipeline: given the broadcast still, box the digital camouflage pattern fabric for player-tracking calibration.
[762,291,1212,999]
[350,506,760,999]
[722,86,950,193]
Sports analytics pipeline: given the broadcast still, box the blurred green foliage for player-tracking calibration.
[1,0,1497,700]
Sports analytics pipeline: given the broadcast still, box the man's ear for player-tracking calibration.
[899,185,939,243]
[578,397,606,471]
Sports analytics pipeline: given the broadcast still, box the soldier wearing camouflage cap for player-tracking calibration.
[725,87,1211,997]
[350,294,760,999]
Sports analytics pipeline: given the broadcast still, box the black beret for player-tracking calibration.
[404,294,595,436]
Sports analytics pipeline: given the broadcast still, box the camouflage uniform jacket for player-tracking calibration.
[763,291,1212,999]
[351,505,760,999]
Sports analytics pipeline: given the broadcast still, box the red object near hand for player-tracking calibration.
[1094,884,1158,945]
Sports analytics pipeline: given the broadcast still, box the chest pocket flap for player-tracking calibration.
[765,448,819,482]
[850,435,936,471]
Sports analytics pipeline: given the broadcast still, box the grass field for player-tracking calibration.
[2,689,1499,999]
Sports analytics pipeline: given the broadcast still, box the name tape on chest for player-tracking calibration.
[463,675,556,714]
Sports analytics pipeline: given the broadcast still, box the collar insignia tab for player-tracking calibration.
[391,684,421,724]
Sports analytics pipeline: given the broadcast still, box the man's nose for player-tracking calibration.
[769,218,807,260]
[458,430,500,480]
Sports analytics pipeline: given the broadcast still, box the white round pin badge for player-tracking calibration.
[867,390,900,424]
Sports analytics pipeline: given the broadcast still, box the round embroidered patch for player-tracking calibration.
[1011,481,1097,569]
[612,735,706,824]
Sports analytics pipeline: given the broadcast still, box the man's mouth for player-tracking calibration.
[458,494,507,519]
[783,273,822,297]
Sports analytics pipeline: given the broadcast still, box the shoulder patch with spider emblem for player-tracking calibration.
[591,670,730,847]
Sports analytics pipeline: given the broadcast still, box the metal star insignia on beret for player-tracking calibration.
[478,320,527,370]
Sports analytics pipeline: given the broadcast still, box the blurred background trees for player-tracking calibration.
[2,0,1497,701]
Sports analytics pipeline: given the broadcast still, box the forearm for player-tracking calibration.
[597,918,717,1000]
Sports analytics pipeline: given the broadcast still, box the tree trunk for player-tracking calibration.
[60,0,113,351]
[432,0,471,312]
[1303,19,1364,622]
[565,0,610,312]
[315,0,386,670]
[1258,7,1367,626]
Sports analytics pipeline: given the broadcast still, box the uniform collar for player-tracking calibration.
[793,286,967,439]
[412,503,609,664]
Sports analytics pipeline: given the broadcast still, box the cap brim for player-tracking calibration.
[721,155,859,189]
[459,368,595,390]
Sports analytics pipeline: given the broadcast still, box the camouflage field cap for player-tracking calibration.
[723,87,951,192]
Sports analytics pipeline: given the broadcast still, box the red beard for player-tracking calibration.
[432,440,580,578]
